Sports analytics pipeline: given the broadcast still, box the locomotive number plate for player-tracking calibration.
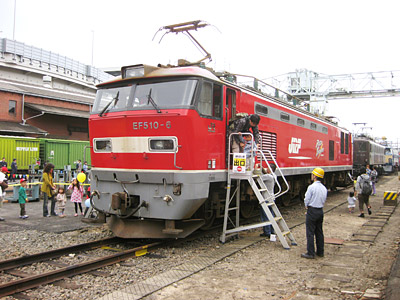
[133,121,171,130]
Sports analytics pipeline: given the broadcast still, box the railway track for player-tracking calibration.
[0,184,357,299]
[0,236,162,298]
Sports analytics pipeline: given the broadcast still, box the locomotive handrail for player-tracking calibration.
[174,145,183,170]
[113,177,140,184]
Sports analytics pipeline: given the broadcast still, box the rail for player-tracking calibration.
[0,237,121,272]
[0,239,162,298]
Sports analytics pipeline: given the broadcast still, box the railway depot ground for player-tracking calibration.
[0,175,398,299]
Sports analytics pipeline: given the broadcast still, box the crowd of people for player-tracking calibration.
[41,163,88,218]
[0,158,90,222]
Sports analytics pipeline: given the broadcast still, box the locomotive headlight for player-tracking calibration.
[149,139,176,151]
[121,64,159,79]
[94,139,112,152]
[124,66,144,78]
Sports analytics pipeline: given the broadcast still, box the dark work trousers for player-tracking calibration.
[20,203,26,216]
[260,206,275,235]
[306,207,324,256]
[43,192,56,216]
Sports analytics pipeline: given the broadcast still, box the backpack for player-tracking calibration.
[370,170,377,182]
[0,180,8,190]
[360,177,372,195]
[228,112,249,130]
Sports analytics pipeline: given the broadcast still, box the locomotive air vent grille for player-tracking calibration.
[260,131,277,160]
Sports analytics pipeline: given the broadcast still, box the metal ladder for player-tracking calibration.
[220,134,297,249]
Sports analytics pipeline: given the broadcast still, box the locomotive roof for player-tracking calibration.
[354,136,386,145]
[219,75,350,132]
[97,64,219,87]
[97,63,349,133]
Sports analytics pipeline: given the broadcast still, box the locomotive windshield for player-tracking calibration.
[92,79,198,114]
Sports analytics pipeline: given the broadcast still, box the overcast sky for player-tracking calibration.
[1,0,399,144]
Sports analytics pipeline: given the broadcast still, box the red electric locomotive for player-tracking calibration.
[88,62,353,239]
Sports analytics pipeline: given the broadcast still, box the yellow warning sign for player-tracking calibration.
[233,153,246,173]
[383,191,398,206]
[384,191,398,201]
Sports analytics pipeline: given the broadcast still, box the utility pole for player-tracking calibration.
[91,30,94,67]
[13,0,16,40]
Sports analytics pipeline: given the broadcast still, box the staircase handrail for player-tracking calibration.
[257,148,290,198]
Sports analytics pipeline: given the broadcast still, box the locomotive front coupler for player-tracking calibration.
[113,173,144,215]
[111,192,148,219]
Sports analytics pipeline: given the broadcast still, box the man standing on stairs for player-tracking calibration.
[301,167,327,259]
[260,164,277,238]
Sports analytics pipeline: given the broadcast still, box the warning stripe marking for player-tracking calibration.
[384,192,398,201]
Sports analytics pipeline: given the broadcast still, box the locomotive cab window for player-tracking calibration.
[132,80,197,109]
[92,79,198,114]
[197,81,222,119]
[92,86,132,114]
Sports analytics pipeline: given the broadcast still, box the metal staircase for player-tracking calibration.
[220,134,297,249]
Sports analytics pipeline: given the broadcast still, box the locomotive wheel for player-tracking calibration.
[240,199,257,218]
[281,194,291,207]
[299,188,306,202]
[199,200,216,230]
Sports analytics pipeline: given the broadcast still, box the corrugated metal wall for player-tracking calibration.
[0,136,40,170]
[0,136,91,171]
[40,139,91,170]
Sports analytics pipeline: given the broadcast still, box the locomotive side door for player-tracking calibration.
[226,88,237,122]
[225,88,239,167]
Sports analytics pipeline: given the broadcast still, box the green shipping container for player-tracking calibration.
[0,136,40,170]
[39,138,91,170]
